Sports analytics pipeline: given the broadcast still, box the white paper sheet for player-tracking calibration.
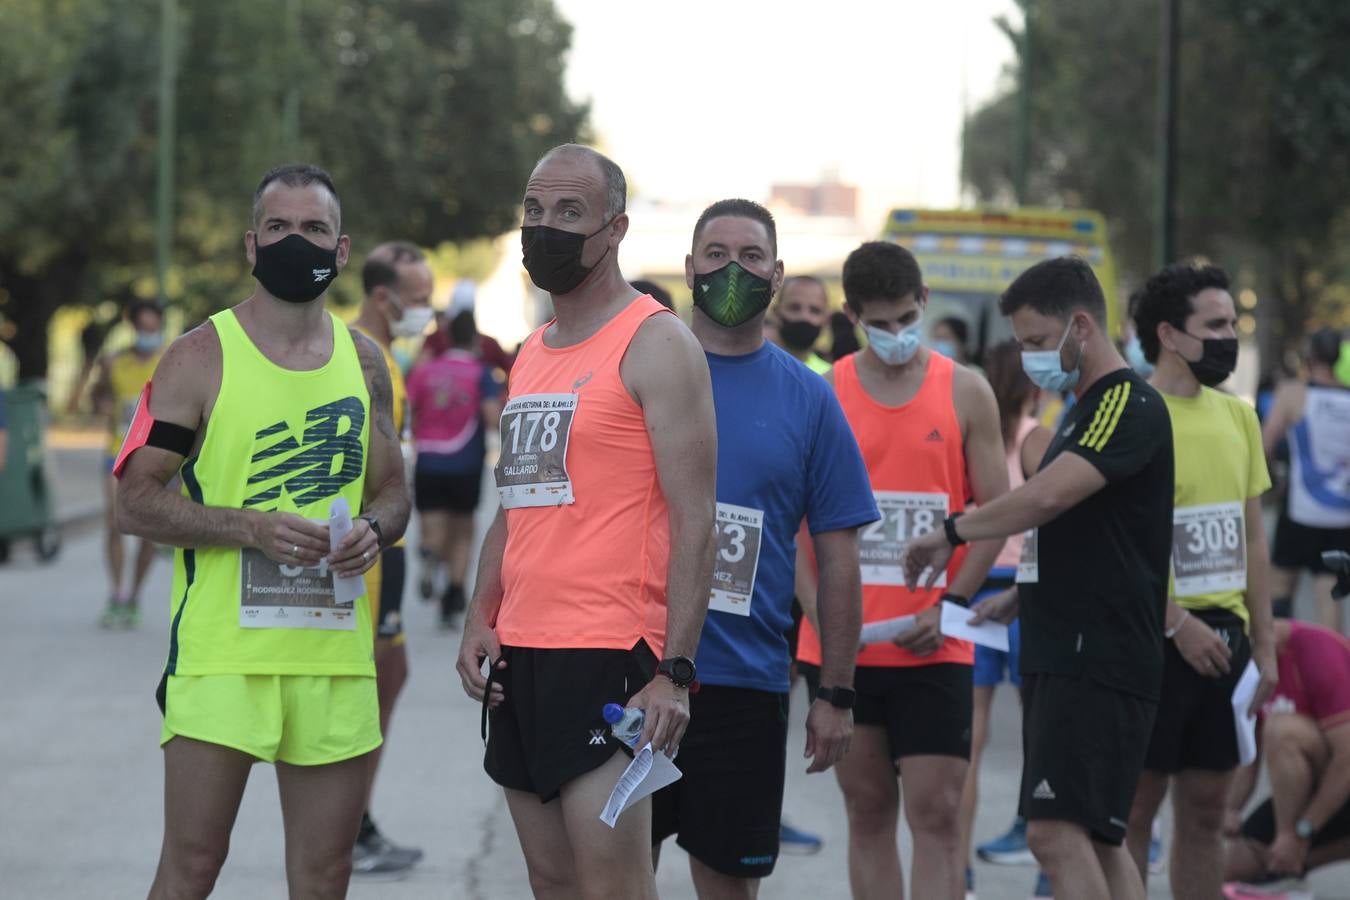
[1231,660,1260,766]
[939,600,1009,651]
[599,742,682,828]
[859,615,917,645]
[328,497,366,605]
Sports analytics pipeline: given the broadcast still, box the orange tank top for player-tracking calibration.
[797,351,972,668]
[495,295,673,653]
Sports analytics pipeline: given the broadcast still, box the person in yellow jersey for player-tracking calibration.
[115,164,410,900]
[91,300,165,627]
[1122,263,1280,900]
[771,275,833,374]
[348,240,434,877]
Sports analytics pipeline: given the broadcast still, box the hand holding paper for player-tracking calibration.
[939,600,1009,651]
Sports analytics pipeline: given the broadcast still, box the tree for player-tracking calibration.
[962,0,1350,361]
[0,0,589,381]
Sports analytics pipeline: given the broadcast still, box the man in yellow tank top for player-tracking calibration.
[91,300,165,627]
[349,240,433,876]
[116,164,410,900]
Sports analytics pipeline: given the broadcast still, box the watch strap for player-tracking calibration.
[943,513,967,547]
[358,514,385,549]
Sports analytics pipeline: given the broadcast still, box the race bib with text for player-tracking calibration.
[239,547,356,631]
[494,393,578,509]
[1171,501,1246,597]
[860,491,949,587]
[708,503,764,617]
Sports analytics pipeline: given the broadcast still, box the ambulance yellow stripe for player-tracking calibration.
[1079,384,1121,450]
[1090,381,1131,451]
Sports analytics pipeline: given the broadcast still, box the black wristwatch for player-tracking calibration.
[941,592,970,608]
[816,686,856,710]
[358,514,385,549]
[657,656,697,688]
[943,513,967,547]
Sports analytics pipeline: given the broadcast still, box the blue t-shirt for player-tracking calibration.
[698,342,878,693]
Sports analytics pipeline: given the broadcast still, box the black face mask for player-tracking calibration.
[1186,335,1239,387]
[520,221,612,296]
[779,319,823,352]
[252,233,339,304]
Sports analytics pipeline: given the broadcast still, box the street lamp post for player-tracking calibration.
[155,0,178,305]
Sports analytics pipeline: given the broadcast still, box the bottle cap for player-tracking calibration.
[601,703,624,724]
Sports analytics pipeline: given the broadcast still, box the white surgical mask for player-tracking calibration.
[865,315,924,366]
[388,294,435,338]
[1020,321,1082,392]
[1124,335,1153,376]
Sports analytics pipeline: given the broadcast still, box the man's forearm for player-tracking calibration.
[361,472,411,546]
[816,538,861,689]
[118,478,255,548]
[467,509,507,626]
[662,503,714,659]
[946,537,1003,599]
[1244,509,1275,649]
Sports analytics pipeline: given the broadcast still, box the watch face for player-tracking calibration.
[672,658,695,681]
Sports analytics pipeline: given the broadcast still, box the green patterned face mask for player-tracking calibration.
[692,261,774,327]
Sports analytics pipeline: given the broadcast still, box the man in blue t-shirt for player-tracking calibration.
[650,199,878,896]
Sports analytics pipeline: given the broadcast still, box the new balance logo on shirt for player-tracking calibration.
[925,428,943,442]
[1033,779,1056,801]
[244,396,366,509]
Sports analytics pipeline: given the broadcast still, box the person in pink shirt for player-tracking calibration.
[1223,619,1350,896]
[406,311,503,627]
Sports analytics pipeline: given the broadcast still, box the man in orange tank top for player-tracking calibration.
[455,145,717,900]
[797,242,1010,900]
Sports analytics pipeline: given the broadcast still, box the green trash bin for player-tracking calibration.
[0,384,62,562]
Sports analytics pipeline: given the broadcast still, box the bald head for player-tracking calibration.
[534,144,627,220]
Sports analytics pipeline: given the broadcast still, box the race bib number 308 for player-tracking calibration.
[1172,501,1246,596]
[860,491,948,587]
[708,503,764,616]
[494,393,578,509]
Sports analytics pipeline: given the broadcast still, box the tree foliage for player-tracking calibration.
[0,0,589,381]
[962,0,1350,361]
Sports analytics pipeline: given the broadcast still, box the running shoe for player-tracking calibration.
[977,816,1036,865]
[1222,876,1314,900]
[1148,817,1165,874]
[1030,870,1052,899]
[965,865,976,900]
[99,598,123,629]
[122,606,140,629]
[778,819,823,855]
[352,820,423,879]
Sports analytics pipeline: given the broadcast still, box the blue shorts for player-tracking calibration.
[972,567,1022,688]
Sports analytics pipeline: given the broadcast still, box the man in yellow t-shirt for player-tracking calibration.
[1124,263,1280,900]
[91,300,165,627]
[349,241,433,876]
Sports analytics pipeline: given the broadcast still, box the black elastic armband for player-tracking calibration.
[146,419,196,457]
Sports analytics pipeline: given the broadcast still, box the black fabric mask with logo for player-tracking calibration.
[1186,335,1239,387]
[779,319,823,352]
[252,233,339,304]
[520,220,612,295]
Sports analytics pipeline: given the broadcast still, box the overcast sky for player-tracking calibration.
[552,0,1019,225]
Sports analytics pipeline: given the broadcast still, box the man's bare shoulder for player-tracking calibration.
[147,321,221,423]
[623,311,709,402]
[952,362,999,420]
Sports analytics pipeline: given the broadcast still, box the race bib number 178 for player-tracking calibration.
[494,393,578,509]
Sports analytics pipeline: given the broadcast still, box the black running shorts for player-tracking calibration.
[802,662,973,761]
[1272,512,1350,574]
[651,685,789,878]
[1144,608,1250,773]
[1019,672,1157,846]
[484,641,656,802]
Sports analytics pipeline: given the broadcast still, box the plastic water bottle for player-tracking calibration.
[602,703,644,747]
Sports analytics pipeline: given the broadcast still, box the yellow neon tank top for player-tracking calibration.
[106,349,163,455]
[165,308,373,677]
